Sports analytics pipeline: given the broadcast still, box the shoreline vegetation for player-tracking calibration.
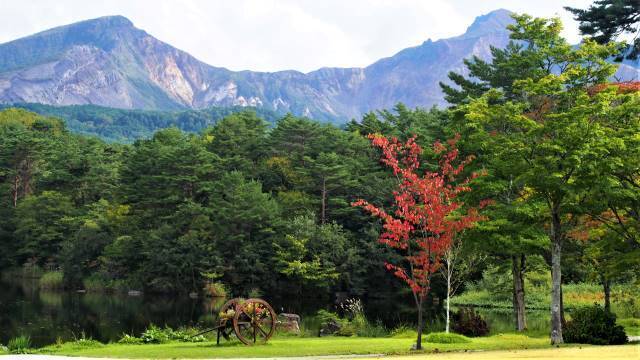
[1,294,637,356]
[3,335,636,358]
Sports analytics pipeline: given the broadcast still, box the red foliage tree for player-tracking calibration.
[353,134,485,349]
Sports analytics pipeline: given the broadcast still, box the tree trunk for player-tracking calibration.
[550,209,564,345]
[602,275,611,312]
[12,175,19,207]
[512,254,527,331]
[416,300,423,350]
[560,275,566,326]
[321,177,327,225]
[446,272,451,333]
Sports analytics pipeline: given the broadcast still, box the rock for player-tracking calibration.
[277,313,301,334]
[319,319,341,337]
[127,290,143,296]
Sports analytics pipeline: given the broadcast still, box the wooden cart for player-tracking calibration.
[210,298,277,345]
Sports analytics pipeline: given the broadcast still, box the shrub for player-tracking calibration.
[7,336,31,354]
[39,271,64,290]
[452,307,489,337]
[82,275,108,292]
[140,325,170,344]
[425,332,471,343]
[564,304,627,345]
[248,287,263,298]
[138,325,207,344]
[118,334,142,344]
[335,323,356,336]
[67,339,103,349]
[355,319,388,337]
[203,281,227,297]
[390,324,417,338]
[167,327,206,342]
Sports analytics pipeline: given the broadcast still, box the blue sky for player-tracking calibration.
[0,0,593,72]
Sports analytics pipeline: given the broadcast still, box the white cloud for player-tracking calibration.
[0,0,595,72]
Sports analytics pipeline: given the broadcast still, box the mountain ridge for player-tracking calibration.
[0,9,637,122]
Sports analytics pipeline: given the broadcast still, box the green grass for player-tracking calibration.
[619,318,640,336]
[425,332,471,343]
[38,271,64,290]
[38,334,555,358]
[385,346,640,360]
[452,283,639,315]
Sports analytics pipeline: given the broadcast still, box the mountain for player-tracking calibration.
[0,9,637,122]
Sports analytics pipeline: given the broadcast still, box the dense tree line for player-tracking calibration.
[0,107,412,307]
[0,103,282,143]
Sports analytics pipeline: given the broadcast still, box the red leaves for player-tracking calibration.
[588,81,640,95]
[353,133,485,301]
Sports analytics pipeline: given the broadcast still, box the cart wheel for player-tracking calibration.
[233,298,277,345]
[219,298,240,315]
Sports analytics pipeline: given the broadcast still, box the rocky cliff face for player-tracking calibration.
[0,9,637,122]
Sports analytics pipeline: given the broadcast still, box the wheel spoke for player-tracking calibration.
[255,324,269,337]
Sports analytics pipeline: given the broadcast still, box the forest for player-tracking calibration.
[0,9,639,351]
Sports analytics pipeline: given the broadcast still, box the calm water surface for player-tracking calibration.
[0,278,551,347]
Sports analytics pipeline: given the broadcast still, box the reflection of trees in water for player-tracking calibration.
[1,280,211,346]
[1,278,555,347]
[198,296,227,327]
[39,291,63,308]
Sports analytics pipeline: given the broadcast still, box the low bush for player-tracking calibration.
[355,319,388,338]
[452,307,489,337]
[140,325,170,344]
[66,338,103,349]
[618,318,640,336]
[82,275,109,292]
[167,327,206,342]
[39,271,64,290]
[7,336,31,354]
[564,304,627,345]
[425,332,471,344]
[203,281,227,297]
[118,334,143,345]
[134,325,207,344]
[390,324,417,339]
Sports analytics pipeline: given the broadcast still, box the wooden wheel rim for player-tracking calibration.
[219,298,240,314]
[232,298,277,345]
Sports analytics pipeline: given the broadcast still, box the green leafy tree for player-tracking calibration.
[459,14,623,344]
[204,111,269,174]
[61,200,130,287]
[274,214,347,293]
[14,191,74,266]
[209,171,281,295]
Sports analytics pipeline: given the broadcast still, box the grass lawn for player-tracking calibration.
[378,345,640,360]
[619,318,640,336]
[37,334,568,358]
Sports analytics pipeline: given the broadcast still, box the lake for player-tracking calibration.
[0,278,551,347]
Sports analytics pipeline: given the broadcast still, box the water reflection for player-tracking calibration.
[0,278,551,347]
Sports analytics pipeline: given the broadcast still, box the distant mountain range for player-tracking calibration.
[0,9,638,122]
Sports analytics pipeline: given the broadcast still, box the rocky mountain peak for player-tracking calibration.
[461,9,514,39]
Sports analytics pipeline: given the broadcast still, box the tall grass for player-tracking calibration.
[82,275,108,292]
[7,336,31,354]
[39,271,64,290]
[453,282,639,315]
